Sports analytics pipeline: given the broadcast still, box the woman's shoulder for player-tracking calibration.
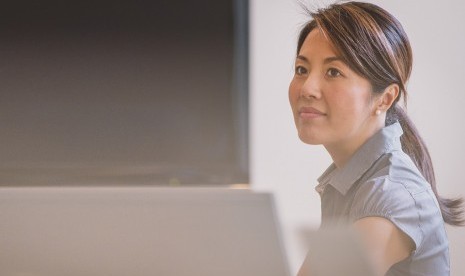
[351,154,449,274]
[362,150,431,196]
[353,154,437,220]
[350,154,444,250]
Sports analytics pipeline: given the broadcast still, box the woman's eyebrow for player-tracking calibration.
[296,55,309,62]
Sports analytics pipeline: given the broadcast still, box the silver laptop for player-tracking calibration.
[0,187,291,276]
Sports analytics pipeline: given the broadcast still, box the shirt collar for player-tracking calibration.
[316,122,404,196]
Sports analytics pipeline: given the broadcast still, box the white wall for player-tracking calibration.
[250,0,465,275]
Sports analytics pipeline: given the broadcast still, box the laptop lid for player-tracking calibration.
[0,187,290,276]
[299,228,376,276]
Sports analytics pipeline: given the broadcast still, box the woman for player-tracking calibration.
[289,2,464,275]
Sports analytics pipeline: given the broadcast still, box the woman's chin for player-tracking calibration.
[298,133,322,145]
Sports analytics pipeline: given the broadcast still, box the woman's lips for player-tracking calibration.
[298,107,326,119]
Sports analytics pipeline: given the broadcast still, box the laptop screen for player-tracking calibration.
[0,187,290,276]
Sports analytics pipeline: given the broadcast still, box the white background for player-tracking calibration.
[250,0,465,274]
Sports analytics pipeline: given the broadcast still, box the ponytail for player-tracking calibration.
[387,105,465,226]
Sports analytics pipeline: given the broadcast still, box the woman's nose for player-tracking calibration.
[300,74,322,99]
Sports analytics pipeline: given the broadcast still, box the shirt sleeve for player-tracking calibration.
[348,176,426,250]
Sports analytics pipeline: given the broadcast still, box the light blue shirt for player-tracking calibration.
[316,122,449,275]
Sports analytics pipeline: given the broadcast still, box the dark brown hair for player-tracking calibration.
[296,1,464,225]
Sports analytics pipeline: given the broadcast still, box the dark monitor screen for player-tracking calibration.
[0,0,248,186]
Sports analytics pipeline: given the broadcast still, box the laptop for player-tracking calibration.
[0,187,291,276]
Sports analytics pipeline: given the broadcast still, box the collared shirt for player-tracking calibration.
[316,122,449,276]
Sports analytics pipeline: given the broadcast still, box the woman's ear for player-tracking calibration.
[376,84,400,112]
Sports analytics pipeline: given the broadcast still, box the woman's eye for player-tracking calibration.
[326,68,341,78]
[295,66,307,75]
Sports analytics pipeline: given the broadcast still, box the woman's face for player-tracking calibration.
[289,29,375,148]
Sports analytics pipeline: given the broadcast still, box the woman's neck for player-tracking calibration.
[325,121,384,168]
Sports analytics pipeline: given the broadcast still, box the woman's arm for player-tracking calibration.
[353,216,415,276]
[297,216,413,276]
